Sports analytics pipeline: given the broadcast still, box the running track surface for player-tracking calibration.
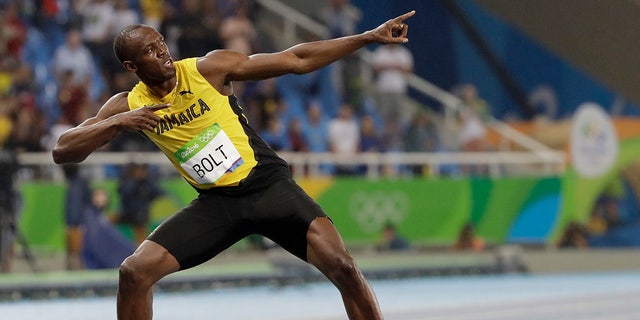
[1,271,639,319]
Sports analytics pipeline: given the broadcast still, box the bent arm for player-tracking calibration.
[52,93,169,164]
[52,93,130,164]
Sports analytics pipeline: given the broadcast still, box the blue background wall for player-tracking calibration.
[352,0,640,120]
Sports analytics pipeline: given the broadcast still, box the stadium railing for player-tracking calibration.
[16,149,565,183]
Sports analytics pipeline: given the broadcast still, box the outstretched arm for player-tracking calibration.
[282,10,414,74]
[52,93,169,164]
[198,10,415,89]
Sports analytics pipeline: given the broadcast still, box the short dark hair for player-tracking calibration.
[113,24,146,64]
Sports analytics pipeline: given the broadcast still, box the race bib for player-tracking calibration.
[174,123,244,184]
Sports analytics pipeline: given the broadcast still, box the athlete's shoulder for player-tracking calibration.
[195,50,245,94]
[105,92,129,108]
[96,92,130,120]
[200,49,245,61]
[174,57,198,69]
[197,50,246,73]
[128,81,155,107]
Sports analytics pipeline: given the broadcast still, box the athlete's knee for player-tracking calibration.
[119,241,180,291]
[119,254,157,289]
[325,253,362,287]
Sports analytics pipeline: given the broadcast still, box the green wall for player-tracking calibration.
[16,175,562,251]
[16,136,640,252]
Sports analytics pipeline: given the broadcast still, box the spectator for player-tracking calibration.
[201,0,225,51]
[0,148,18,273]
[380,116,405,176]
[104,0,141,79]
[0,2,27,60]
[52,27,104,119]
[557,221,589,249]
[457,107,488,175]
[359,115,384,153]
[79,0,114,65]
[221,0,261,19]
[303,102,333,175]
[219,2,255,56]
[587,178,628,240]
[453,223,486,252]
[115,163,164,245]
[0,96,12,147]
[319,0,361,39]
[57,69,91,126]
[378,223,410,251]
[82,188,137,269]
[358,114,385,175]
[0,57,12,96]
[109,0,141,38]
[52,28,96,89]
[317,0,363,108]
[404,111,438,153]
[8,61,38,114]
[458,83,492,121]
[303,102,330,153]
[0,60,45,153]
[140,0,165,30]
[454,84,490,154]
[243,77,282,131]
[286,117,308,175]
[172,0,223,59]
[371,43,414,126]
[6,105,47,152]
[287,117,308,152]
[62,163,93,270]
[260,116,289,151]
[404,111,438,175]
[328,103,360,176]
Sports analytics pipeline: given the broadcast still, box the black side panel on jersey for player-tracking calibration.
[195,95,290,195]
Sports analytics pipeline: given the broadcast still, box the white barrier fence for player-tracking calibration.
[16,150,566,182]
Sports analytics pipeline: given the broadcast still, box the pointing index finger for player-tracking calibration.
[395,10,416,23]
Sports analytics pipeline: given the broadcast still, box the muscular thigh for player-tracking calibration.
[148,192,251,270]
[251,178,327,261]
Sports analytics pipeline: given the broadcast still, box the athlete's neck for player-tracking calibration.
[147,78,178,98]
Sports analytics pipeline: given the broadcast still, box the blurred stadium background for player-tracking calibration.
[1,0,640,318]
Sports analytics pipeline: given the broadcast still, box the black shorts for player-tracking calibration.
[147,177,327,270]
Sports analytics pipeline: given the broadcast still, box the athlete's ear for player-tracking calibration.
[123,60,137,73]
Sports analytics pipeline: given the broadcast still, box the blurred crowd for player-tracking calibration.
[0,0,493,179]
[557,162,640,249]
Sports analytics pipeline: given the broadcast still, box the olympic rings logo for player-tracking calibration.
[349,191,410,234]
[199,130,216,143]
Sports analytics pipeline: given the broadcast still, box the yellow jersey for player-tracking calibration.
[127,58,288,192]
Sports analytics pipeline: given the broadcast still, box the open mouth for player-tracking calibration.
[164,58,173,67]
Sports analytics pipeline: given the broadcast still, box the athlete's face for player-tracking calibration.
[124,26,176,84]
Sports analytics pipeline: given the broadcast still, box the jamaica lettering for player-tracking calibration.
[155,99,211,134]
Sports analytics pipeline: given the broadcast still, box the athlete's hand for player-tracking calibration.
[367,10,415,45]
[115,103,170,132]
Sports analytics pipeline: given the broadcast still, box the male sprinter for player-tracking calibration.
[53,10,415,319]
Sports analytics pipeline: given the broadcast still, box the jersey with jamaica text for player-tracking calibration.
[127,57,287,190]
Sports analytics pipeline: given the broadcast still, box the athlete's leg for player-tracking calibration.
[252,178,383,319]
[117,240,180,320]
[117,191,251,319]
[306,217,383,320]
